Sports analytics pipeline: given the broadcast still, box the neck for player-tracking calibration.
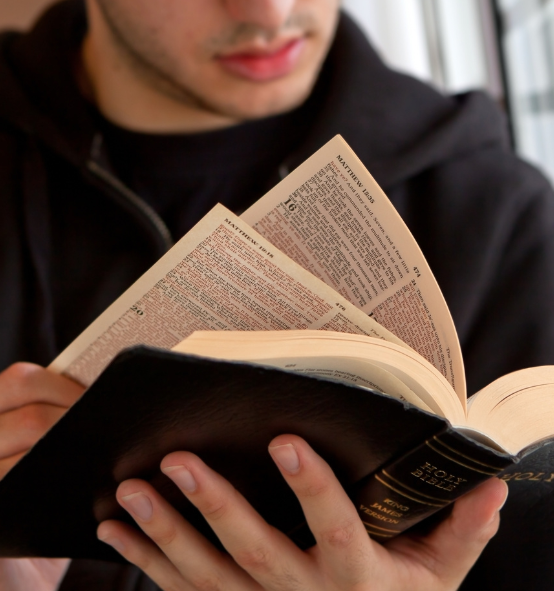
[80,35,240,134]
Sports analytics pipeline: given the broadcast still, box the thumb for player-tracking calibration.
[411,478,508,586]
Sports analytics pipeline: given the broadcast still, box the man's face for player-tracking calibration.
[90,0,341,121]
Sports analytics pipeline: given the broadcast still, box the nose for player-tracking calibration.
[222,0,296,30]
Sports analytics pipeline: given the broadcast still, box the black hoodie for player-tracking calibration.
[1,2,554,590]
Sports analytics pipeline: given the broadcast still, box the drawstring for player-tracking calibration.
[22,137,57,362]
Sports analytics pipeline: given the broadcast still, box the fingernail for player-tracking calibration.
[162,465,197,493]
[121,492,153,521]
[269,444,300,474]
[98,535,125,553]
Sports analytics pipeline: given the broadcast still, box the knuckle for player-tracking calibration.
[451,510,501,547]
[0,361,41,395]
[188,573,223,591]
[149,524,178,548]
[234,541,274,573]
[3,362,39,382]
[319,518,359,550]
[474,517,500,545]
[199,493,233,521]
[296,477,329,499]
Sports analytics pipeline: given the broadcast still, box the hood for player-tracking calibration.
[0,0,173,252]
[286,14,512,190]
[0,0,511,189]
[0,0,94,166]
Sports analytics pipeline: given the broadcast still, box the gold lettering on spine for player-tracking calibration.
[375,474,447,506]
[358,505,400,524]
[411,463,466,491]
[370,503,403,518]
[358,508,400,533]
[500,472,554,483]
[384,499,409,512]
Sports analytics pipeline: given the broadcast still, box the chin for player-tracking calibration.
[216,75,317,121]
[237,95,310,120]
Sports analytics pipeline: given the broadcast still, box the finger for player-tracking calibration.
[0,403,68,458]
[0,363,84,413]
[160,452,314,589]
[267,435,375,586]
[98,519,197,591]
[387,478,508,588]
[114,479,262,591]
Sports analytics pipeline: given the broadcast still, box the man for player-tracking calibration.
[0,0,553,589]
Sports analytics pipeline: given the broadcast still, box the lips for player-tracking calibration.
[217,38,306,82]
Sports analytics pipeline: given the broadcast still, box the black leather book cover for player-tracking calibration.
[0,346,444,560]
[461,440,554,591]
[1,345,554,591]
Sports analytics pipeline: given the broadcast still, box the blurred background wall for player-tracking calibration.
[2,0,554,184]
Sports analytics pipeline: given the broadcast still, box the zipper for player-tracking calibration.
[86,137,289,250]
[86,134,173,252]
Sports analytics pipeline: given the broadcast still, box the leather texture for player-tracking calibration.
[0,346,444,559]
[0,345,553,591]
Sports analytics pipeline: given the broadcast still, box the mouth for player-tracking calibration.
[216,38,306,82]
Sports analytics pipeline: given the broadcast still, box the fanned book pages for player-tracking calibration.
[1,136,554,591]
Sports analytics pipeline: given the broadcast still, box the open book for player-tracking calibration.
[47,133,554,456]
[1,136,553,560]
[173,330,554,457]
[49,135,463,398]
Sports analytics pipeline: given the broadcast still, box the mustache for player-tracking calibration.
[204,13,318,53]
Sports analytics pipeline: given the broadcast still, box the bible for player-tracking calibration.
[0,136,553,572]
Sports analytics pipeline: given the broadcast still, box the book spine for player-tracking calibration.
[351,428,515,540]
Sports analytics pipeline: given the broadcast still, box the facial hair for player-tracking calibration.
[94,0,320,118]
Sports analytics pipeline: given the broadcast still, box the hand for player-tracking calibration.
[97,435,508,591]
[0,363,84,591]
[0,362,84,479]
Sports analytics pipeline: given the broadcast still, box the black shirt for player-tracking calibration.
[99,103,317,239]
